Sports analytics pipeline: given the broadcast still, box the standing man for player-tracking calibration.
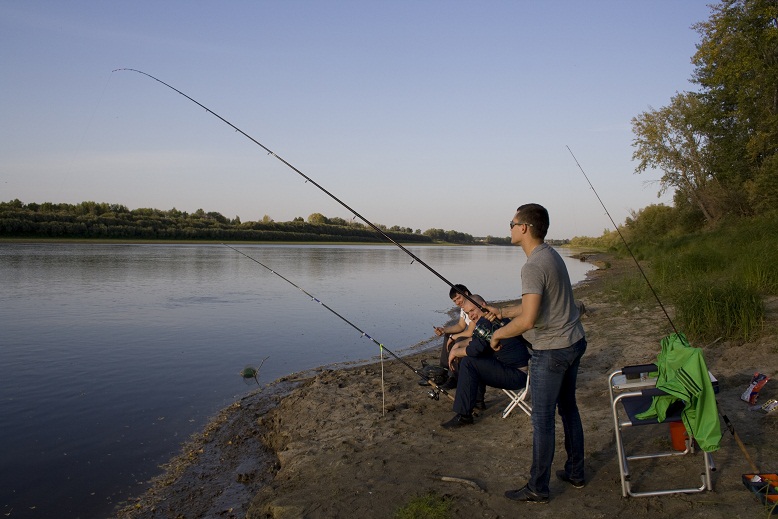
[489,203,587,504]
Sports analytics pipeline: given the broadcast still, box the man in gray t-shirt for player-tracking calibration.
[521,242,585,350]
[488,203,587,504]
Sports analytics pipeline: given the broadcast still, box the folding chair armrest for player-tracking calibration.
[640,387,668,397]
[621,364,658,376]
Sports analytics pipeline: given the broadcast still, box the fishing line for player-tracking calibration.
[566,145,680,336]
[223,244,455,405]
[112,68,485,312]
[566,147,757,471]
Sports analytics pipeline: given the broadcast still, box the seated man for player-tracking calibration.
[431,284,476,389]
[442,295,530,429]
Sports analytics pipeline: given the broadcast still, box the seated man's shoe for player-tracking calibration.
[418,379,430,386]
[439,376,457,390]
[504,485,548,504]
[556,470,585,488]
[441,413,473,429]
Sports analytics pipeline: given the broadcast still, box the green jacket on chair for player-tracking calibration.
[635,333,722,452]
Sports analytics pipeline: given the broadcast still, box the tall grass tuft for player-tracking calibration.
[606,272,656,305]
[674,282,764,342]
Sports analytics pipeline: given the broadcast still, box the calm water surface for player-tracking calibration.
[0,243,593,518]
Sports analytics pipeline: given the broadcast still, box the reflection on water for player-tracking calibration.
[0,243,593,518]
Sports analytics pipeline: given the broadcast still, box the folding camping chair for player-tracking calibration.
[608,363,717,497]
[502,371,531,418]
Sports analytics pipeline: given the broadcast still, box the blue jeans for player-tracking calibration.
[453,356,527,416]
[527,337,587,496]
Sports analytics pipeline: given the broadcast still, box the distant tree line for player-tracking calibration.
[0,200,500,245]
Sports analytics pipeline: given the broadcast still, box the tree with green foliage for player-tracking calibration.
[631,93,721,222]
[631,0,778,223]
[692,0,778,215]
[307,212,328,224]
[0,200,458,244]
[423,228,445,241]
[623,204,680,246]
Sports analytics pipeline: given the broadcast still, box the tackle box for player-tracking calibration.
[742,473,778,514]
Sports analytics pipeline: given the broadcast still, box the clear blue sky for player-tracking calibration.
[1,1,712,239]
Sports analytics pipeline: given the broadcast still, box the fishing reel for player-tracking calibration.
[427,388,441,400]
[473,319,504,342]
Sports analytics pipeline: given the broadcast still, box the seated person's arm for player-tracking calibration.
[450,319,476,341]
[447,340,470,370]
[439,316,467,337]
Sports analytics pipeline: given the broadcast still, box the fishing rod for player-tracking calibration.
[222,244,455,402]
[566,146,757,471]
[566,145,680,337]
[112,68,486,313]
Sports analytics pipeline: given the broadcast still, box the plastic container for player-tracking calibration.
[668,421,688,451]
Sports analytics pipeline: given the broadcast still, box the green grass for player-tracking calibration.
[605,272,656,305]
[674,282,764,342]
[581,213,778,343]
[394,492,452,519]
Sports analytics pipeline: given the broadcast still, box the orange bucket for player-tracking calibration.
[669,422,688,451]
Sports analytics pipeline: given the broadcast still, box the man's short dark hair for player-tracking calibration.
[449,284,471,299]
[516,203,549,239]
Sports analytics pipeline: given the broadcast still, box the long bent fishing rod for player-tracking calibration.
[223,244,454,402]
[566,146,759,472]
[566,146,680,337]
[112,68,486,312]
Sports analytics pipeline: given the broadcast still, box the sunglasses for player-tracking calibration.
[509,221,533,229]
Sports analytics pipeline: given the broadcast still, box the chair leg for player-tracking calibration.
[501,385,531,418]
[501,389,520,418]
[517,376,532,416]
[612,392,715,497]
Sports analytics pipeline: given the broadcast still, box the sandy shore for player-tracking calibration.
[115,254,777,519]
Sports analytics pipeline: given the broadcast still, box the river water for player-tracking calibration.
[0,243,594,518]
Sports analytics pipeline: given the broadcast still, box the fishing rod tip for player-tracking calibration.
[112,68,144,74]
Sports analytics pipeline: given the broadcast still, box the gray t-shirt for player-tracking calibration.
[521,243,585,350]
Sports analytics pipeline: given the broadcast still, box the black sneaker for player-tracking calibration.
[441,413,473,429]
[556,470,585,488]
[504,485,549,504]
[418,379,430,386]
